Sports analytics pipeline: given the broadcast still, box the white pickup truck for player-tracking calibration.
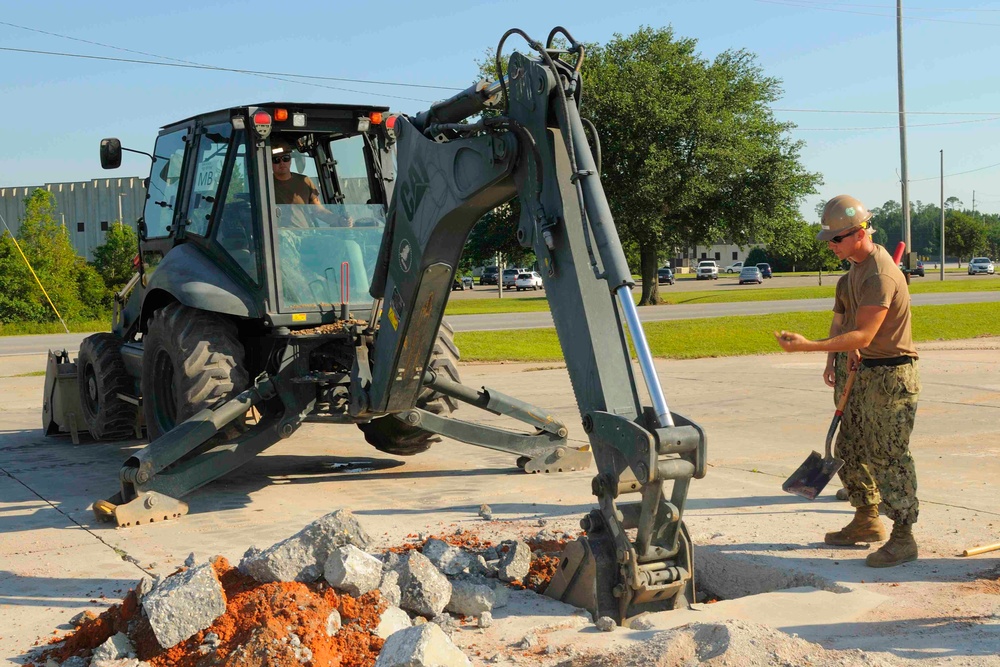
[696,260,719,280]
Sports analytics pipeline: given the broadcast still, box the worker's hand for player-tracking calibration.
[823,362,836,387]
[847,349,861,371]
[774,330,807,352]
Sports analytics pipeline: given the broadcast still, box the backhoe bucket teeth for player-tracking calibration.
[92,491,188,528]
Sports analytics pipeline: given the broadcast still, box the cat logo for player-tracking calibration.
[398,239,412,273]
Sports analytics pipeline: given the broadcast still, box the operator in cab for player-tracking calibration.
[270,137,352,228]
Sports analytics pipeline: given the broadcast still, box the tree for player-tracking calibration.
[92,221,138,294]
[945,210,987,264]
[0,188,111,324]
[581,27,821,304]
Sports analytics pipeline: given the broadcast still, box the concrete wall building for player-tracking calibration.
[0,177,146,261]
[670,241,765,272]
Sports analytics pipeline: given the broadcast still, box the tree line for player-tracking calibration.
[0,189,136,325]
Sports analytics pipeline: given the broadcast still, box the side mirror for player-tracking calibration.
[100,138,122,169]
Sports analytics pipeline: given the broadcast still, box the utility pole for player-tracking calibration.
[940,150,945,281]
[896,0,912,260]
[117,192,126,223]
[972,190,976,217]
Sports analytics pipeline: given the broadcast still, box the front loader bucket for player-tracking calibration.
[42,349,85,444]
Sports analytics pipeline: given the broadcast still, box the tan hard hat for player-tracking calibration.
[817,194,874,241]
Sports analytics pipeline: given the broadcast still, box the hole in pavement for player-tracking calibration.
[695,545,850,603]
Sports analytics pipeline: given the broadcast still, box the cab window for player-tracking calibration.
[143,129,187,238]
[214,132,258,283]
[185,123,232,237]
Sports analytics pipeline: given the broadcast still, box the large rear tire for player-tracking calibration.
[78,333,136,440]
[141,303,248,441]
[359,320,461,456]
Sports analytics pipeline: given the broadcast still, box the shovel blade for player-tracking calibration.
[782,451,845,500]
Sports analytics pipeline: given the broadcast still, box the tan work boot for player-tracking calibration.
[824,505,888,546]
[866,522,918,568]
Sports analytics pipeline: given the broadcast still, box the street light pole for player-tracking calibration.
[896,1,912,271]
[117,192,126,223]
[940,150,945,281]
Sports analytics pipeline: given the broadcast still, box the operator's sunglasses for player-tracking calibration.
[272,154,292,164]
[829,227,861,244]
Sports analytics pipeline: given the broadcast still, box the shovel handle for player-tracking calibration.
[826,368,857,459]
[835,368,857,415]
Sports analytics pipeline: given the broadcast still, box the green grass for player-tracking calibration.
[0,318,111,336]
[455,301,1000,362]
[445,275,1000,315]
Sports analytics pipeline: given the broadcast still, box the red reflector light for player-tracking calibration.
[369,112,383,125]
[253,111,271,126]
[385,115,397,130]
[132,253,141,269]
[274,108,288,122]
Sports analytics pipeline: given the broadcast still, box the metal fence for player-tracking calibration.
[0,177,146,261]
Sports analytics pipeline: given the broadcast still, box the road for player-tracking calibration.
[4,289,999,356]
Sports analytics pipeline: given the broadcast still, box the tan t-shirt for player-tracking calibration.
[845,244,917,359]
[832,273,853,331]
[274,173,320,206]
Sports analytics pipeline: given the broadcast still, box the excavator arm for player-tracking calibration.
[363,28,707,623]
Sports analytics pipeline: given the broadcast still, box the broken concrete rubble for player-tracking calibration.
[238,509,371,583]
[379,568,402,607]
[373,623,471,667]
[444,578,495,616]
[141,562,226,649]
[323,544,383,597]
[376,605,412,639]
[91,632,135,662]
[497,539,531,582]
[422,538,484,576]
[395,551,453,618]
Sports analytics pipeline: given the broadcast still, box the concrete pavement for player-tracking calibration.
[1,338,999,663]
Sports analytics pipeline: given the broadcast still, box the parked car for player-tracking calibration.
[756,263,772,279]
[502,267,526,289]
[479,266,499,285]
[738,265,763,285]
[657,266,676,285]
[968,257,995,275]
[451,276,474,290]
[724,261,744,274]
[515,271,544,291]
[696,260,719,280]
[898,260,925,277]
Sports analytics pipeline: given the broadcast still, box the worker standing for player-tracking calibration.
[775,194,921,568]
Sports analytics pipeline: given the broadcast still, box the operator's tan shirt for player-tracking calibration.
[845,244,917,360]
[833,272,854,331]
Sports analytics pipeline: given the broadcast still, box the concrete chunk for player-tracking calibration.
[141,563,227,649]
[376,605,413,639]
[397,551,452,618]
[422,539,477,576]
[445,579,495,616]
[498,540,531,583]
[91,632,135,662]
[374,623,471,667]
[380,569,402,607]
[239,510,370,583]
[323,544,383,596]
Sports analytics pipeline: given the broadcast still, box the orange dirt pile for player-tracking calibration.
[36,557,386,667]
[524,555,560,594]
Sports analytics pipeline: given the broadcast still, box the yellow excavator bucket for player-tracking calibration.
[42,349,84,444]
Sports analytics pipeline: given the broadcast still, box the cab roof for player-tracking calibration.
[162,102,391,131]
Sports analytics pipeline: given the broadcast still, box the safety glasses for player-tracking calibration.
[829,227,861,244]
[271,154,292,164]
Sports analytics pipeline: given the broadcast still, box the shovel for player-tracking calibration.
[782,368,857,500]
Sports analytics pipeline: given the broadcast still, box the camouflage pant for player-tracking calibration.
[835,360,921,524]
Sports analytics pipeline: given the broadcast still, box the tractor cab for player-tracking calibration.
[104,102,394,335]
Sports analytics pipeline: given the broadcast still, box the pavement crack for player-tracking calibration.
[1,465,152,577]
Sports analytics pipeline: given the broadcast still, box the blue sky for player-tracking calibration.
[3,0,1000,221]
